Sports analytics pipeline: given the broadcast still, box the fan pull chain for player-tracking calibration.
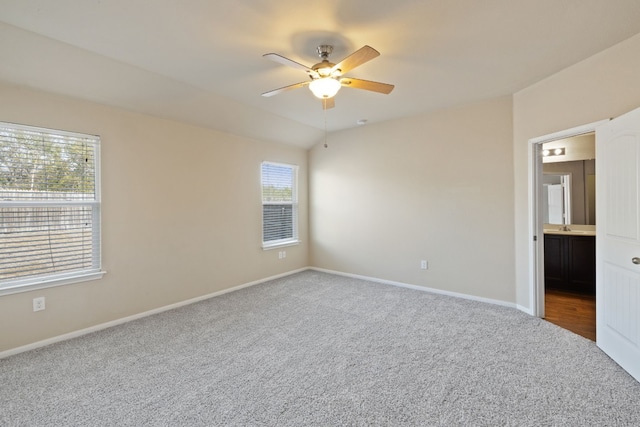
[323,99,328,148]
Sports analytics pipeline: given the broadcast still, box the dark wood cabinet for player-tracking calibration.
[544,235,567,290]
[544,234,595,294]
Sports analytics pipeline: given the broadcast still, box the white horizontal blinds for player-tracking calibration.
[262,162,298,245]
[0,206,95,280]
[0,125,96,197]
[0,122,101,286]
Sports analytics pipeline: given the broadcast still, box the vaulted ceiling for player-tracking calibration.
[1,0,640,148]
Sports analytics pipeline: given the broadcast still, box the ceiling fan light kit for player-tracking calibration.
[309,77,341,99]
[262,44,394,109]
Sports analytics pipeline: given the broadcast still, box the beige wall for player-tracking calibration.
[5,30,640,354]
[309,96,515,303]
[513,33,640,310]
[0,83,309,352]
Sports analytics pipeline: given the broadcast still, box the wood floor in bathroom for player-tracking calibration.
[544,289,596,341]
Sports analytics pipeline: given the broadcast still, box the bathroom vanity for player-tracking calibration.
[543,227,595,294]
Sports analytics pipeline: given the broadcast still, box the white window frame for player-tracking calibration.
[261,161,299,249]
[0,122,105,296]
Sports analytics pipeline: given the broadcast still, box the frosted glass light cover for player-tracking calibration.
[309,78,341,99]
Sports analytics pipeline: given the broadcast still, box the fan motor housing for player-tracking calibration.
[311,61,337,77]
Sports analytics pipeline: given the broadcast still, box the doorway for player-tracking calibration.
[528,121,607,338]
[544,289,595,340]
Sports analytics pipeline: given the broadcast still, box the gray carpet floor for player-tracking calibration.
[1,270,639,426]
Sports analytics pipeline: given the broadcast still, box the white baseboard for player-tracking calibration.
[516,304,535,316]
[0,268,308,359]
[310,267,517,309]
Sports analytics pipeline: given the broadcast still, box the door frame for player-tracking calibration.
[528,120,609,318]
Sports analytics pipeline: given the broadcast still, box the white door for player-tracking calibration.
[596,107,640,382]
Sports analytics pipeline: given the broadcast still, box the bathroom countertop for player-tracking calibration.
[543,224,596,236]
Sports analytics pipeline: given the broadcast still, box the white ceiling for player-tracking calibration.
[1,0,640,149]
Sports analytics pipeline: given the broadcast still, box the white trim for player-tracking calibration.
[0,270,106,297]
[310,267,516,309]
[0,120,100,139]
[527,140,544,317]
[517,304,535,316]
[262,240,301,250]
[529,120,609,145]
[0,268,307,359]
[526,119,609,317]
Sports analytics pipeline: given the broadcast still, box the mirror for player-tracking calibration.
[541,133,595,225]
[542,173,571,224]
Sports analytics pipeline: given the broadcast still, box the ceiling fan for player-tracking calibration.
[261,45,394,110]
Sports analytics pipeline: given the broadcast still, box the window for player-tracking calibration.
[261,162,298,248]
[0,122,103,294]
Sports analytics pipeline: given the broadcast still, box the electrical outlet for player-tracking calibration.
[33,296,46,312]
[420,260,428,270]
[282,250,286,259]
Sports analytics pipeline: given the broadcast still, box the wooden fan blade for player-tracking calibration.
[331,45,380,75]
[321,97,335,110]
[340,77,394,94]
[262,81,309,97]
[263,53,314,73]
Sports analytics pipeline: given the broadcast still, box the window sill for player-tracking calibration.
[0,270,106,297]
[262,240,301,250]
